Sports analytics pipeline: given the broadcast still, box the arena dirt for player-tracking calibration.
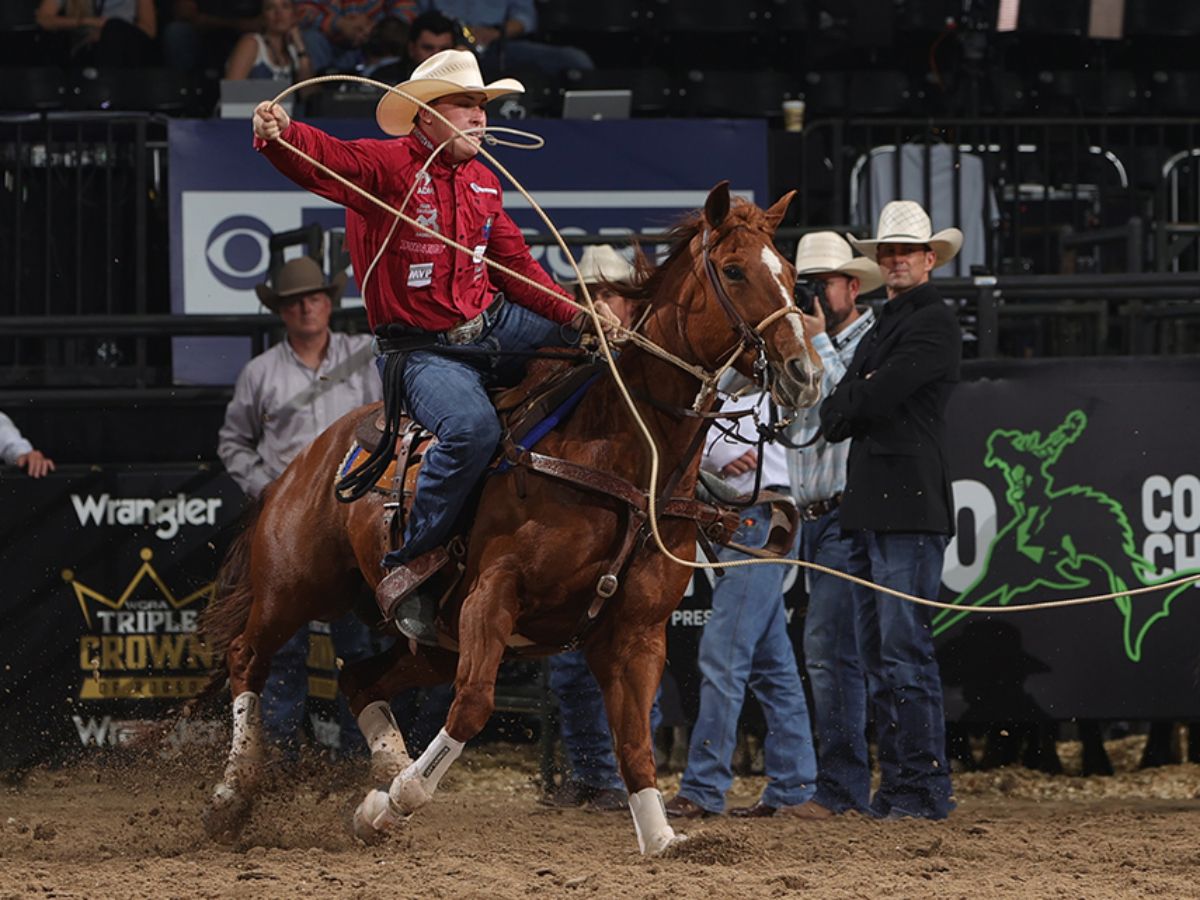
[2,737,1198,899]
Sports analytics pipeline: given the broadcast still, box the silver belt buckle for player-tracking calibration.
[445,313,484,345]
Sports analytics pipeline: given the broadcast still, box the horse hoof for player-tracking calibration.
[370,750,412,783]
[647,831,688,856]
[350,787,393,844]
[203,783,253,843]
[388,771,432,816]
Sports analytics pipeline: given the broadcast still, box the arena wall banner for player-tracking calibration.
[167,118,769,384]
[0,465,359,771]
[665,356,1200,725]
[0,466,246,770]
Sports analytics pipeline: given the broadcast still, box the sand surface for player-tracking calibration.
[2,737,1199,899]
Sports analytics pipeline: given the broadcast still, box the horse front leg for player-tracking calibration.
[588,620,682,855]
[355,570,518,837]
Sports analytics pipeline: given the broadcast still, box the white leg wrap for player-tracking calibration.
[224,691,264,790]
[629,788,681,855]
[387,728,464,816]
[358,701,411,780]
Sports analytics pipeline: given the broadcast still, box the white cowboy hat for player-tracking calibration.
[794,231,884,295]
[846,200,964,269]
[557,244,637,287]
[255,256,347,312]
[376,49,524,136]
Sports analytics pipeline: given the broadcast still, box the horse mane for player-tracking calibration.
[617,198,765,308]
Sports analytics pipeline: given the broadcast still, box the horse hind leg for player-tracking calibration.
[204,618,298,842]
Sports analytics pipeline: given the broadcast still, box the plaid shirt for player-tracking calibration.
[786,307,875,507]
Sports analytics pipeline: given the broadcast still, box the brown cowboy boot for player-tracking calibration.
[376,547,450,645]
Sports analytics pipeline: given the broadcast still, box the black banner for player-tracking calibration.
[0,466,245,769]
[5,357,1200,770]
[665,357,1200,724]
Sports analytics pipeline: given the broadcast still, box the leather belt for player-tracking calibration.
[799,493,842,521]
[375,295,504,351]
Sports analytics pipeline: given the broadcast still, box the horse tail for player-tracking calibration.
[181,497,264,716]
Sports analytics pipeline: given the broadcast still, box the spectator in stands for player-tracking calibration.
[785,232,883,818]
[417,0,592,78]
[663,388,817,820]
[163,0,263,76]
[406,8,456,66]
[538,245,643,814]
[218,256,383,756]
[0,412,55,479]
[818,200,964,820]
[356,14,409,82]
[224,0,313,85]
[295,0,416,74]
[36,0,157,67]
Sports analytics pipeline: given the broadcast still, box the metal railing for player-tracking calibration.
[789,117,1200,276]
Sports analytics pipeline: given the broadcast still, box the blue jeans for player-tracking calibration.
[847,530,954,819]
[548,650,624,791]
[260,614,380,756]
[677,505,817,813]
[381,299,577,567]
[801,507,871,814]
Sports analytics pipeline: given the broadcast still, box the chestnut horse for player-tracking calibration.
[198,182,821,854]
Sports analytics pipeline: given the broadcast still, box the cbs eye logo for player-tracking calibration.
[205,215,272,290]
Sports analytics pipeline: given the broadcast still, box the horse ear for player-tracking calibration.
[764,190,796,234]
[704,181,731,229]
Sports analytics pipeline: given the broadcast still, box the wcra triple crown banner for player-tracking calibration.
[0,467,245,769]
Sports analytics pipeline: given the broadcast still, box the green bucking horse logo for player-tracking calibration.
[933,409,1200,662]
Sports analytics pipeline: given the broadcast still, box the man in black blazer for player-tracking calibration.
[818,200,963,820]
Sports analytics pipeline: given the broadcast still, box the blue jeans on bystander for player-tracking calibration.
[801,507,871,814]
[676,505,817,813]
[547,650,624,792]
[847,529,954,819]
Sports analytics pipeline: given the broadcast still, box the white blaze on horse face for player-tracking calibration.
[759,245,807,347]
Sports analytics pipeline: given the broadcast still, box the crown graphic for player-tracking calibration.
[63,547,214,628]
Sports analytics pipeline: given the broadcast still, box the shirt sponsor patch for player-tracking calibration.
[407,262,433,288]
[472,244,487,265]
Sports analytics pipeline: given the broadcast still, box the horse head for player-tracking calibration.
[628,181,822,409]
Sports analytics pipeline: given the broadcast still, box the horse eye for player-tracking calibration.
[721,264,744,281]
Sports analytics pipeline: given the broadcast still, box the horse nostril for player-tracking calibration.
[785,357,812,388]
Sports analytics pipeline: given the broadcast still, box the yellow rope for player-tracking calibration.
[256,75,1200,616]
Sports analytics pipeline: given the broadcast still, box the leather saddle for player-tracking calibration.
[345,350,604,520]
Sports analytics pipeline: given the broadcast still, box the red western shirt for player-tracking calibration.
[256,121,576,332]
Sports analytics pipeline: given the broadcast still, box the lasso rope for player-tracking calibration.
[259,75,1200,616]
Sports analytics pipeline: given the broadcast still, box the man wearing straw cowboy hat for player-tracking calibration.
[251,49,618,644]
[219,255,382,754]
[817,199,963,820]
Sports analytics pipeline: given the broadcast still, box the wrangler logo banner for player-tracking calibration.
[0,466,245,770]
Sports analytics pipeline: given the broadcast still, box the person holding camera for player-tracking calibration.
[783,231,881,818]
[818,201,964,820]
